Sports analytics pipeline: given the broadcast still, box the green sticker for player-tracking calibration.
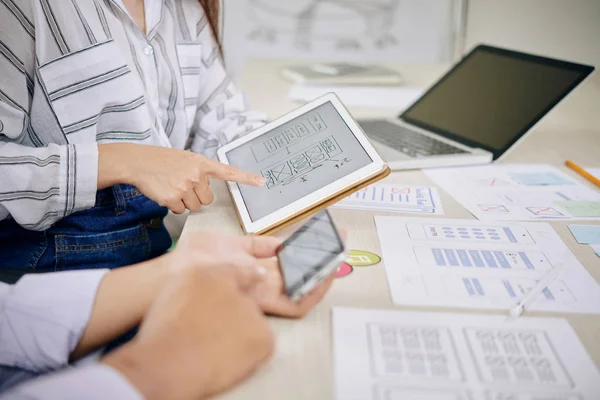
[555,200,600,217]
[167,239,178,253]
[345,250,381,267]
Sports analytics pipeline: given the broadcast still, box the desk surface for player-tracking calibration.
[182,59,600,399]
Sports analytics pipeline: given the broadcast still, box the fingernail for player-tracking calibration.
[255,176,266,186]
[256,266,267,276]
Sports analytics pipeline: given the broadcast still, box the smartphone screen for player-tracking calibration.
[278,210,344,297]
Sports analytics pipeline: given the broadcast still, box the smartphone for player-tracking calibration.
[277,209,346,301]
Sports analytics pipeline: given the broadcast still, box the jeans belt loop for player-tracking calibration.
[147,217,163,229]
[112,185,127,215]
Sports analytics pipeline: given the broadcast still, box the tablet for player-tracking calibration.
[217,93,389,235]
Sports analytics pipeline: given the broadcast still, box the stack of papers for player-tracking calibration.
[374,216,600,314]
[332,184,443,214]
[425,164,600,221]
[333,307,600,400]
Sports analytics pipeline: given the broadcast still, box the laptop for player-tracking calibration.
[358,45,595,170]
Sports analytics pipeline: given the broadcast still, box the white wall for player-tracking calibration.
[465,0,600,66]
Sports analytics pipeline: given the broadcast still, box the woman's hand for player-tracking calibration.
[98,143,265,213]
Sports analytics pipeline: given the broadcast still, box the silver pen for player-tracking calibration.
[508,262,566,318]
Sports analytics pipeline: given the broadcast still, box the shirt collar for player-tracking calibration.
[110,0,164,37]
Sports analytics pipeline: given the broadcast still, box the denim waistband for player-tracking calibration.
[95,184,144,207]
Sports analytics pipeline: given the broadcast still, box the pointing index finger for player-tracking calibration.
[204,159,266,186]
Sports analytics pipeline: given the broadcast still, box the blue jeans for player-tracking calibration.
[0,185,171,271]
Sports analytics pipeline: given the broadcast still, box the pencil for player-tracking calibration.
[565,160,600,188]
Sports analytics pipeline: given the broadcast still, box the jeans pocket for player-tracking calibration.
[54,224,151,270]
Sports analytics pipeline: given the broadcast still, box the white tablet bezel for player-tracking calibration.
[217,93,387,234]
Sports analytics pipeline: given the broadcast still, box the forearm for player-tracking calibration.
[71,254,175,360]
[101,340,170,400]
[97,143,136,189]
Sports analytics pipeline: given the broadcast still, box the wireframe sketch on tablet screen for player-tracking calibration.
[260,136,342,188]
[226,101,372,221]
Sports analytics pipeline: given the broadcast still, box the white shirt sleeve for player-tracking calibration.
[0,269,108,373]
[188,27,268,159]
[0,364,143,400]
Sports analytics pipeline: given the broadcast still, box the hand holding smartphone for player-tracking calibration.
[277,210,347,301]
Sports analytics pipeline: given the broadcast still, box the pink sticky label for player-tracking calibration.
[336,262,353,278]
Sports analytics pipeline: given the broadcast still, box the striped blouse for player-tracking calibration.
[0,0,267,231]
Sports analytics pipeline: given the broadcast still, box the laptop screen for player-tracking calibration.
[400,45,594,159]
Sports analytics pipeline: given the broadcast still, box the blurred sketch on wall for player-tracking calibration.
[223,0,464,73]
[246,0,401,52]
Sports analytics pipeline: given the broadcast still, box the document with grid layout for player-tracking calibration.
[374,216,600,314]
[333,307,600,400]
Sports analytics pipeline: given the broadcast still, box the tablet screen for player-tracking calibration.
[226,101,372,221]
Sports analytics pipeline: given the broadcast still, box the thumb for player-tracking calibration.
[231,263,268,292]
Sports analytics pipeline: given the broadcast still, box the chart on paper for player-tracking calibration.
[333,308,600,400]
[332,184,444,214]
[374,216,600,314]
[424,164,600,221]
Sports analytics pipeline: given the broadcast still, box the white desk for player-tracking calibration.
[182,59,600,399]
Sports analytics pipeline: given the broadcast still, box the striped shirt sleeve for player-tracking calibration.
[189,26,268,159]
[0,1,98,231]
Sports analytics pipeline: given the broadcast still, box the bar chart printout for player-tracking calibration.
[332,184,443,214]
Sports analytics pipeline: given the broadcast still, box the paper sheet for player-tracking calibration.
[586,167,600,180]
[375,216,600,314]
[568,225,600,244]
[555,201,600,217]
[424,164,600,221]
[331,184,443,214]
[288,84,424,109]
[333,307,600,400]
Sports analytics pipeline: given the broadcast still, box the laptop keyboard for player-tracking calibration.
[359,120,468,158]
